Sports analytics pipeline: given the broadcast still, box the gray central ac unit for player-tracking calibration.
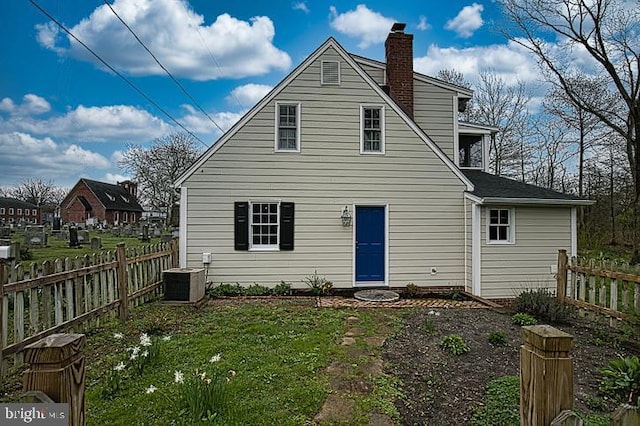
[162,268,205,303]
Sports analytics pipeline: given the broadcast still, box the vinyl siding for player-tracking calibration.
[357,62,385,86]
[480,206,571,299]
[413,79,456,161]
[182,46,467,288]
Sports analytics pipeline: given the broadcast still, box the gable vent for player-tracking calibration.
[321,61,340,85]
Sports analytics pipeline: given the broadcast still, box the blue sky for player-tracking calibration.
[1,0,541,189]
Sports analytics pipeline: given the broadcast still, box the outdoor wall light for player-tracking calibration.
[341,206,352,227]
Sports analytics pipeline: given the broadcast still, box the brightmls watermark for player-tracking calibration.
[1,404,68,425]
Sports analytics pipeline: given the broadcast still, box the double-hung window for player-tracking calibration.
[251,202,280,250]
[361,106,384,154]
[488,208,514,244]
[276,103,300,152]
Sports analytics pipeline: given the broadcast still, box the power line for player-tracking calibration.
[28,0,209,148]
[102,0,226,133]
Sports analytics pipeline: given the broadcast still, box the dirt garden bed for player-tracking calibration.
[383,307,640,425]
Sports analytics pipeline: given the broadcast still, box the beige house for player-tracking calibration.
[175,24,591,300]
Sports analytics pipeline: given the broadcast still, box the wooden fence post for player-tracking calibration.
[116,243,128,321]
[520,325,574,426]
[557,249,568,303]
[170,237,179,268]
[22,333,85,426]
[610,404,639,425]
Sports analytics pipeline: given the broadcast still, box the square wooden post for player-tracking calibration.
[520,325,574,426]
[23,333,86,426]
[116,243,128,320]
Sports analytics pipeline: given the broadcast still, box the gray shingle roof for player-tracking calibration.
[82,179,144,212]
[462,170,590,204]
[0,197,38,209]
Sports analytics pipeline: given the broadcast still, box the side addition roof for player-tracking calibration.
[0,197,38,209]
[175,38,473,190]
[462,170,593,206]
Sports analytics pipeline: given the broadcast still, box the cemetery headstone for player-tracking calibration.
[25,226,47,248]
[77,230,89,243]
[161,234,172,243]
[69,227,81,248]
[53,217,61,231]
[139,224,150,242]
[90,237,102,250]
[0,227,11,239]
[153,226,161,237]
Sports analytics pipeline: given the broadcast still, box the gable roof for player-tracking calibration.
[462,170,593,206]
[175,37,473,191]
[62,179,144,212]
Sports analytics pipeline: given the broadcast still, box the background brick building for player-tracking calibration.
[0,197,41,226]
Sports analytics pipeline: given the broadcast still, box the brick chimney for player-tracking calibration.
[385,23,414,117]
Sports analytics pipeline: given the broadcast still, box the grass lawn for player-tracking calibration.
[7,231,160,268]
[82,299,402,425]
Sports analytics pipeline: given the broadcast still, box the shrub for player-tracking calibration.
[487,331,507,346]
[405,283,420,297]
[303,270,333,296]
[423,318,436,335]
[207,283,245,298]
[245,284,271,296]
[20,247,33,261]
[599,355,640,404]
[511,312,537,326]
[514,288,572,323]
[440,334,470,356]
[272,281,292,296]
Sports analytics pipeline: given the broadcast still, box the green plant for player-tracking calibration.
[599,355,640,404]
[19,246,33,260]
[471,376,520,426]
[423,318,436,335]
[405,283,419,297]
[303,270,333,296]
[487,331,507,346]
[440,334,470,356]
[272,281,292,296]
[244,283,271,296]
[584,395,608,412]
[511,312,538,326]
[207,283,245,297]
[514,288,573,323]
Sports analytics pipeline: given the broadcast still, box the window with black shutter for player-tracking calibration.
[234,202,249,250]
[234,201,295,251]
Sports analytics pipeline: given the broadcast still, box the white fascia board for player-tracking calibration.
[459,122,500,133]
[479,197,595,206]
[464,193,483,204]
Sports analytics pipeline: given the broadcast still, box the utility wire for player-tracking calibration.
[28,0,209,148]
[102,0,225,133]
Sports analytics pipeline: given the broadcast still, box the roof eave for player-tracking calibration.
[475,196,595,206]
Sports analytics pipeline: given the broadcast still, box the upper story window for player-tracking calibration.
[488,208,515,244]
[8,208,14,215]
[275,102,300,152]
[17,208,22,216]
[32,209,37,216]
[459,134,484,168]
[0,208,4,215]
[321,61,340,85]
[361,106,385,154]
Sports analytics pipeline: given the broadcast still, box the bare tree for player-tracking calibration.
[119,132,201,225]
[436,69,471,89]
[8,178,67,207]
[466,71,531,178]
[499,0,640,261]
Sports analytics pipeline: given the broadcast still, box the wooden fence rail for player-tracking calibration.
[556,249,640,326]
[0,239,178,380]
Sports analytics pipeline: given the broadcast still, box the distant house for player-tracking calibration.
[175,24,592,300]
[60,179,144,226]
[0,197,41,226]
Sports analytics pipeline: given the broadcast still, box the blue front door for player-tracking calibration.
[355,206,385,283]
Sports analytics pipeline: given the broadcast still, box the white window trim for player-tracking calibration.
[486,207,516,245]
[360,105,385,155]
[249,201,281,251]
[321,60,341,85]
[274,102,301,153]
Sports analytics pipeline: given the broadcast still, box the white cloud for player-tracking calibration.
[292,2,309,13]
[226,84,273,107]
[103,173,130,184]
[0,99,170,143]
[417,16,430,31]
[179,104,243,139]
[0,98,15,113]
[0,132,110,186]
[414,41,541,88]
[36,0,291,80]
[445,3,484,38]
[329,5,395,49]
[0,94,50,116]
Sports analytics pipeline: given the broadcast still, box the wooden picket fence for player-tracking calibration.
[0,239,178,380]
[556,249,640,325]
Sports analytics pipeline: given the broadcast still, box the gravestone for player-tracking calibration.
[161,234,173,243]
[69,227,81,248]
[0,238,10,246]
[24,226,47,248]
[139,224,150,242]
[153,226,161,237]
[77,230,89,243]
[90,237,102,250]
[53,217,61,231]
[0,227,11,238]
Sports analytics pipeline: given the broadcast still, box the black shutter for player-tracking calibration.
[280,202,295,251]
[234,202,249,250]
